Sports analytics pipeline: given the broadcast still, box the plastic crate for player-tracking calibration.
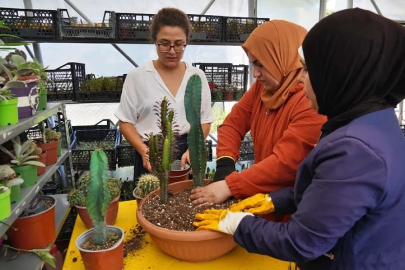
[225,16,269,42]
[71,129,118,171]
[58,9,116,39]
[116,13,154,40]
[0,8,57,39]
[45,62,86,101]
[188,14,223,42]
[76,75,125,103]
[193,63,249,102]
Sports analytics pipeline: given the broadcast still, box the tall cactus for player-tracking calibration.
[184,74,207,187]
[86,149,111,245]
[148,97,177,203]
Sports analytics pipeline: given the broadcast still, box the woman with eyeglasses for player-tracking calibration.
[115,7,215,184]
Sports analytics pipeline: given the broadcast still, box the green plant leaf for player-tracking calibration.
[23,160,45,167]
[4,81,27,89]
[11,55,25,67]
[32,249,55,268]
[0,145,16,160]
[0,63,13,81]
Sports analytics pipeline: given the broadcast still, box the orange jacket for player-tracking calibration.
[218,82,326,200]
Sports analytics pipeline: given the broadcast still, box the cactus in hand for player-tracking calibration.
[148,97,178,204]
[184,74,207,187]
[135,174,160,198]
[86,149,111,245]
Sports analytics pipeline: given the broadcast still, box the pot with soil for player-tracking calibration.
[67,172,122,228]
[169,160,190,183]
[137,180,237,262]
[37,128,62,166]
[7,195,56,249]
[75,149,124,270]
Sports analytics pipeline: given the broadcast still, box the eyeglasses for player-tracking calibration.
[157,43,187,53]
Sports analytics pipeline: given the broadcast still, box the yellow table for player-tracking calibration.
[63,201,290,270]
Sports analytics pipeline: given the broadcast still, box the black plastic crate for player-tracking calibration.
[45,62,86,101]
[188,14,223,42]
[116,13,154,40]
[239,140,254,161]
[225,16,269,42]
[0,8,57,39]
[71,129,118,171]
[72,119,115,133]
[76,91,122,103]
[116,141,135,168]
[58,9,116,39]
[76,75,124,103]
[193,63,248,102]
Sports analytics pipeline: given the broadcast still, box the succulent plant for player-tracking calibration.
[184,74,207,187]
[0,88,14,102]
[29,140,43,156]
[135,174,159,198]
[87,149,111,245]
[45,128,61,140]
[0,186,8,194]
[67,171,121,207]
[148,97,178,204]
[0,164,23,188]
[0,137,45,168]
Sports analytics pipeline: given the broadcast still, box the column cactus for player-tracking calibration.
[148,97,177,204]
[86,149,111,245]
[184,74,207,187]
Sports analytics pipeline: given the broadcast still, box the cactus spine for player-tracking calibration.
[86,149,111,245]
[184,74,206,187]
[148,97,177,204]
[136,174,160,198]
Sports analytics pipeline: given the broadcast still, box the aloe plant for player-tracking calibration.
[184,74,207,187]
[148,97,178,204]
[0,138,45,168]
[86,149,111,245]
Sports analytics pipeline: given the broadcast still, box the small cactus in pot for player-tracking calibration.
[133,174,160,201]
[0,165,24,203]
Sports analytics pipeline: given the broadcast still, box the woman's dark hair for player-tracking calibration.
[150,8,191,43]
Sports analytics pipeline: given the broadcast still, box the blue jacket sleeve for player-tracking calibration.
[233,137,386,262]
[269,187,297,215]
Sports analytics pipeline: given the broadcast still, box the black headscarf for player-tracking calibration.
[302,8,405,132]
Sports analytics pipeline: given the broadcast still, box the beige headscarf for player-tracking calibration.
[242,20,307,110]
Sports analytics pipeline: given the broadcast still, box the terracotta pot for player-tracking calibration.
[224,91,235,101]
[76,196,120,228]
[7,195,56,249]
[37,139,58,165]
[136,180,237,262]
[169,160,190,184]
[76,226,124,270]
[37,151,47,175]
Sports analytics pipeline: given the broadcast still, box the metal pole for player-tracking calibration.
[347,0,353,8]
[23,0,44,65]
[64,0,138,67]
[24,45,36,60]
[248,0,257,87]
[370,0,383,15]
[201,0,216,15]
[319,0,327,20]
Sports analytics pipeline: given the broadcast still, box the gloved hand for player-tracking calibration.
[193,209,253,235]
[213,157,236,182]
[229,193,275,215]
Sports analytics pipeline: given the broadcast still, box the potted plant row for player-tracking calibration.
[136,75,236,262]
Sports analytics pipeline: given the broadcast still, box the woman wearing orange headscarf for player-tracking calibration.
[190,20,326,222]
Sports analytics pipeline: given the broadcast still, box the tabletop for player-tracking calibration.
[62,200,291,270]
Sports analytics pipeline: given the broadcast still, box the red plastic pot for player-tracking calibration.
[37,151,47,175]
[169,160,190,183]
[37,139,58,165]
[75,196,120,228]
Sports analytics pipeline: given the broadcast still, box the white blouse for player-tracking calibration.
[115,61,215,140]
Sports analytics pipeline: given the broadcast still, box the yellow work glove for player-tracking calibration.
[229,193,275,215]
[193,209,253,235]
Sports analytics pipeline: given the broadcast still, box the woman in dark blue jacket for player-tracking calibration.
[193,8,405,270]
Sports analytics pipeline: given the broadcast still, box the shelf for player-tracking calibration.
[0,149,70,237]
[0,103,63,145]
[0,194,70,270]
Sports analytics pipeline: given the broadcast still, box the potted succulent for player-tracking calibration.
[0,186,11,220]
[36,124,60,165]
[136,75,236,262]
[132,173,159,205]
[0,137,45,188]
[67,171,122,228]
[28,140,47,175]
[0,165,24,203]
[1,49,40,119]
[75,149,124,270]
[7,195,57,249]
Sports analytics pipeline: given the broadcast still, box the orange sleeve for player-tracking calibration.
[226,95,326,199]
[216,82,258,160]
